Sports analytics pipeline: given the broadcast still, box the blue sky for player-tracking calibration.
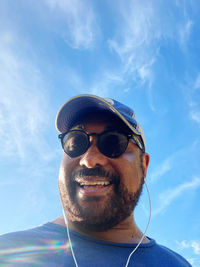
[0,0,200,265]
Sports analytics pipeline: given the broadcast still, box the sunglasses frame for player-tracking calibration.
[58,129,144,158]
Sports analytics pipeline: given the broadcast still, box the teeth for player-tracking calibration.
[79,181,110,186]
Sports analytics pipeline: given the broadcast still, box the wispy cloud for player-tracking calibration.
[149,145,190,183]
[106,0,195,110]
[108,1,158,89]
[153,177,200,216]
[176,240,200,266]
[0,31,53,161]
[194,73,200,90]
[88,71,125,97]
[179,20,193,47]
[107,0,159,109]
[177,240,200,255]
[186,73,200,126]
[149,158,172,183]
[190,110,200,125]
[186,257,200,267]
[43,0,98,49]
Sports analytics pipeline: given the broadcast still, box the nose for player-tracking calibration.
[79,136,108,168]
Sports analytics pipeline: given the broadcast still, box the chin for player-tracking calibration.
[60,173,144,232]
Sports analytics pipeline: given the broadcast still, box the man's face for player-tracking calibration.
[58,114,149,232]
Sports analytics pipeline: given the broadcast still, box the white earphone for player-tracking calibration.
[63,178,151,267]
[125,178,151,266]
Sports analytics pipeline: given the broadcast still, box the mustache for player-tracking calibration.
[71,167,120,183]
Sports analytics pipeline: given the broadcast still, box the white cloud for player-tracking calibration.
[43,0,98,49]
[153,177,200,216]
[184,73,200,127]
[187,257,200,267]
[179,20,193,46]
[87,70,125,97]
[190,111,200,125]
[124,88,130,93]
[178,240,200,255]
[149,146,188,183]
[89,85,111,98]
[194,73,200,90]
[0,32,53,161]
[108,1,157,89]
[150,158,172,183]
[106,1,164,110]
[107,0,195,110]
[177,240,200,266]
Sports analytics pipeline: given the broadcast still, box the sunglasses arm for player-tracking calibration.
[130,135,144,152]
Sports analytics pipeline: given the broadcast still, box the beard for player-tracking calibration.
[59,166,144,232]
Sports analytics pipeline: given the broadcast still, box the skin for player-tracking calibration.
[53,114,150,244]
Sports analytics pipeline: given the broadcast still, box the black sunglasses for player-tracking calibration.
[58,129,143,159]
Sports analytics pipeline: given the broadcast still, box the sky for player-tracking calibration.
[0,0,200,266]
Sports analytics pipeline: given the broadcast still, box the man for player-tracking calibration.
[0,94,191,266]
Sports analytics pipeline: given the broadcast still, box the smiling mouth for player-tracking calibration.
[76,181,111,188]
[75,178,112,188]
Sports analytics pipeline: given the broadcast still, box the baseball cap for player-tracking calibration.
[55,94,146,151]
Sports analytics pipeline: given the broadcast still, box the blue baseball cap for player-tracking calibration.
[55,94,146,151]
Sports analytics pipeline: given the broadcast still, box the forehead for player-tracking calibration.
[71,111,130,132]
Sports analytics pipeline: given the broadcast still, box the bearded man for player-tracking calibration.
[0,95,191,266]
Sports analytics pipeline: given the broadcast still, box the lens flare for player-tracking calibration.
[0,240,71,266]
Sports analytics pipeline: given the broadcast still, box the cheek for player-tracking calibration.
[58,154,77,184]
[58,156,77,203]
[114,152,142,189]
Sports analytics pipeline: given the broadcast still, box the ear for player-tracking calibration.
[142,153,150,178]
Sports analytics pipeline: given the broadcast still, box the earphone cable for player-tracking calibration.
[125,179,151,267]
[62,210,79,267]
[62,178,151,267]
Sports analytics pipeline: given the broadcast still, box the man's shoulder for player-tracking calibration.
[0,223,47,238]
[0,222,69,267]
[0,222,66,247]
[0,228,192,267]
[149,241,192,267]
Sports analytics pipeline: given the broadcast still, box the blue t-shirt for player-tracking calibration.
[0,222,192,267]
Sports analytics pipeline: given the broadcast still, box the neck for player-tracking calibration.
[52,215,149,244]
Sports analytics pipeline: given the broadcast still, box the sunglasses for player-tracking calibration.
[59,129,144,159]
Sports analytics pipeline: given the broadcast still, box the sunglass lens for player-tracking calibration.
[63,131,89,158]
[99,132,128,158]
